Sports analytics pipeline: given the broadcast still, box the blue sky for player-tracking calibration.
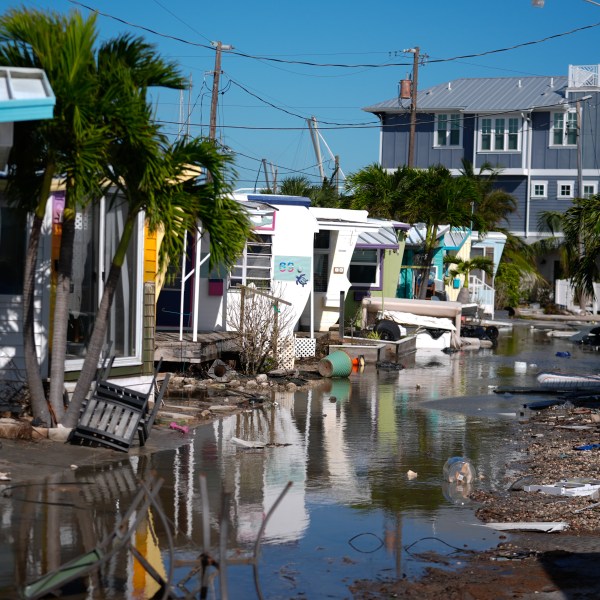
[2,0,599,190]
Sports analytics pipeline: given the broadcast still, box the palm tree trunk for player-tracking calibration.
[48,207,76,423]
[62,215,135,427]
[23,213,51,425]
[418,226,438,300]
[23,164,55,425]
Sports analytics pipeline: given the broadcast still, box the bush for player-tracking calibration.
[494,263,521,309]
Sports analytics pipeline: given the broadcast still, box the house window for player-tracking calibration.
[557,181,574,198]
[349,248,380,288]
[583,182,598,199]
[230,234,272,289]
[67,196,143,363]
[480,116,520,151]
[435,113,461,147]
[531,181,547,198]
[313,230,330,293]
[551,111,577,146]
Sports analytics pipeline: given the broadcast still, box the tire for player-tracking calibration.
[375,320,402,341]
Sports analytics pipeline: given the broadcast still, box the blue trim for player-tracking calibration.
[0,98,55,123]
[247,194,311,207]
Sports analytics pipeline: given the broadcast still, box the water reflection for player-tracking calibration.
[3,326,600,598]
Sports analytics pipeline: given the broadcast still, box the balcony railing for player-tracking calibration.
[568,65,600,89]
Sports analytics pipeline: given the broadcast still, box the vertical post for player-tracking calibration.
[407,47,420,168]
[209,42,223,142]
[262,158,271,191]
[273,300,279,365]
[339,290,345,341]
[576,97,584,199]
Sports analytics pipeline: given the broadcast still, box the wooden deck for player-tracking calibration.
[154,331,238,364]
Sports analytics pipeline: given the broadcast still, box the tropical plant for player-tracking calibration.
[0,8,102,424]
[443,255,495,288]
[345,163,413,220]
[62,39,251,425]
[561,195,600,301]
[460,159,516,230]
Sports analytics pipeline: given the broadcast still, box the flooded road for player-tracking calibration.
[2,323,599,599]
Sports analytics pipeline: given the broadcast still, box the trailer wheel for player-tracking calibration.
[375,320,402,341]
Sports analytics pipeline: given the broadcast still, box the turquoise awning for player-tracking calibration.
[0,67,55,123]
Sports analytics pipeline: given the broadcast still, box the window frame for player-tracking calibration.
[229,233,273,289]
[313,230,331,293]
[557,180,575,199]
[531,180,548,199]
[479,115,521,152]
[550,110,577,147]
[583,181,598,199]
[349,248,382,289]
[434,113,462,148]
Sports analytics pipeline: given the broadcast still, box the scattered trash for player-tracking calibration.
[0,472,10,481]
[484,522,568,533]
[524,479,600,497]
[508,475,535,491]
[443,457,476,483]
[556,351,571,358]
[70,465,78,470]
[574,443,600,451]
[207,359,233,382]
[406,470,418,479]
[169,422,189,435]
[514,361,527,373]
[231,437,265,449]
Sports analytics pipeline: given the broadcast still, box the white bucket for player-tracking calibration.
[514,361,527,373]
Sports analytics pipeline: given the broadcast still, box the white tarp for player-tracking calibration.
[379,310,456,331]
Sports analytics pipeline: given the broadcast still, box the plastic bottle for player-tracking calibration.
[443,457,476,483]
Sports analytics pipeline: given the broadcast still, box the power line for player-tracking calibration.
[66,1,600,69]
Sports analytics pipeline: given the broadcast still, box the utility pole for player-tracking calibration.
[262,158,271,191]
[307,116,325,181]
[209,41,233,142]
[576,95,592,198]
[405,47,420,168]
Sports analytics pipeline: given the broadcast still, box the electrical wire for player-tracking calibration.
[227,78,376,126]
[66,1,600,70]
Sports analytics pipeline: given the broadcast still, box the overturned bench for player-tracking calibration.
[69,359,170,452]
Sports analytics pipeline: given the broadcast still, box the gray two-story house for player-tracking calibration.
[364,64,600,263]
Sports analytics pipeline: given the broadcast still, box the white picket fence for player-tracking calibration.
[468,275,495,318]
[555,279,600,313]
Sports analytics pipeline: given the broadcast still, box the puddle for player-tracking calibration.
[1,325,599,598]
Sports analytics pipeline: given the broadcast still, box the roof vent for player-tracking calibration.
[447,82,452,91]
[518,79,522,88]
[550,77,554,88]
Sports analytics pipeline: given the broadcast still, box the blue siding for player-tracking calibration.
[531,112,577,170]
[493,176,527,232]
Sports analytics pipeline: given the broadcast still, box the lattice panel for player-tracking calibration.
[294,337,316,358]
[278,337,295,369]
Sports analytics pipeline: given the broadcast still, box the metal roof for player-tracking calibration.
[356,222,400,249]
[364,75,571,114]
[0,67,55,122]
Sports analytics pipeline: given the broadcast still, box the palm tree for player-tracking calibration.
[459,159,516,230]
[443,255,495,288]
[560,195,600,300]
[0,8,101,424]
[346,163,412,220]
[62,37,252,425]
[401,165,482,298]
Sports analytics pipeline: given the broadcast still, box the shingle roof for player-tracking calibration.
[364,75,570,114]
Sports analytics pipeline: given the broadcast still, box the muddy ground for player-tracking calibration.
[351,399,600,599]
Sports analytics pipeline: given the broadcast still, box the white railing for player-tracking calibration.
[568,65,600,89]
[468,275,495,318]
[555,279,600,313]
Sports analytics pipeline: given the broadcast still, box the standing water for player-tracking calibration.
[1,324,598,599]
